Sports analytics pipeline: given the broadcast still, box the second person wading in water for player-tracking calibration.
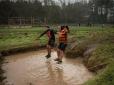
[55,26,70,64]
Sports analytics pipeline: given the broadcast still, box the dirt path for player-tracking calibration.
[2,50,93,85]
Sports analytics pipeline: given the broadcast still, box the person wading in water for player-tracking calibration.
[55,26,70,64]
[39,26,56,59]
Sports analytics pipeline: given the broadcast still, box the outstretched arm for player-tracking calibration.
[39,29,49,38]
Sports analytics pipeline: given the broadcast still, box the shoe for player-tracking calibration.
[57,60,62,64]
[45,54,51,59]
[54,58,59,61]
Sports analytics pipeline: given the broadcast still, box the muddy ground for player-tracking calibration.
[2,50,93,85]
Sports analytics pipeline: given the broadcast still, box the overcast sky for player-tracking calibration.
[53,0,89,5]
[39,0,89,3]
[23,0,89,3]
[16,0,89,4]
[53,0,89,3]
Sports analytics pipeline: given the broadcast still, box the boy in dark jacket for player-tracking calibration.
[39,26,56,59]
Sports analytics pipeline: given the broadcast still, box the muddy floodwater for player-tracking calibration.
[2,50,93,85]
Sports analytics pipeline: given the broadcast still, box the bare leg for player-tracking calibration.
[47,45,51,56]
[57,49,60,59]
[45,45,51,59]
[56,49,64,64]
[59,50,64,61]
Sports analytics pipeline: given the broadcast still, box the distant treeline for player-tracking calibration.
[89,0,114,24]
[0,0,114,25]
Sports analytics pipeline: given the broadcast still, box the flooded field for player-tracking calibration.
[2,50,93,85]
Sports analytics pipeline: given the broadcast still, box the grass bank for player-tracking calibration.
[66,27,114,85]
[0,26,108,53]
[0,27,48,56]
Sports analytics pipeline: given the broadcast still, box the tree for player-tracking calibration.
[0,0,15,24]
[0,0,91,24]
[88,0,114,23]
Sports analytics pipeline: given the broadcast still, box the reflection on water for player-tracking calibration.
[2,50,93,85]
[46,61,67,85]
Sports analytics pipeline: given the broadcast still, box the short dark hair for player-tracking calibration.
[61,25,70,33]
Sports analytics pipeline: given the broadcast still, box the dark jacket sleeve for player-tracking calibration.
[39,29,49,38]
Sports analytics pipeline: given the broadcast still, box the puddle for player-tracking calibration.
[2,50,93,85]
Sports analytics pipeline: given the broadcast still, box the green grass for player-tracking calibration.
[67,26,114,85]
[0,27,48,51]
[83,29,114,85]
[0,26,98,51]
[85,62,114,85]
[0,26,113,52]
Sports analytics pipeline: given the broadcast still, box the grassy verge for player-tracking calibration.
[84,30,114,85]
[66,27,114,85]
[0,27,48,52]
[0,26,109,52]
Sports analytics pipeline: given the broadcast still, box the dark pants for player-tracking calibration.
[48,39,55,47]
[58,43,67,51]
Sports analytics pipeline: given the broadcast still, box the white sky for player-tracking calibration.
[53,0,89,3]
[22,0,89,3]
[53,0,89,5]
[39,0,89,3]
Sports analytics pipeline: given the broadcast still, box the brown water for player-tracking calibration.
[2,50,93,85]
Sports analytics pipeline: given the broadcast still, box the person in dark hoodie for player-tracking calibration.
[39,26,56,59]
